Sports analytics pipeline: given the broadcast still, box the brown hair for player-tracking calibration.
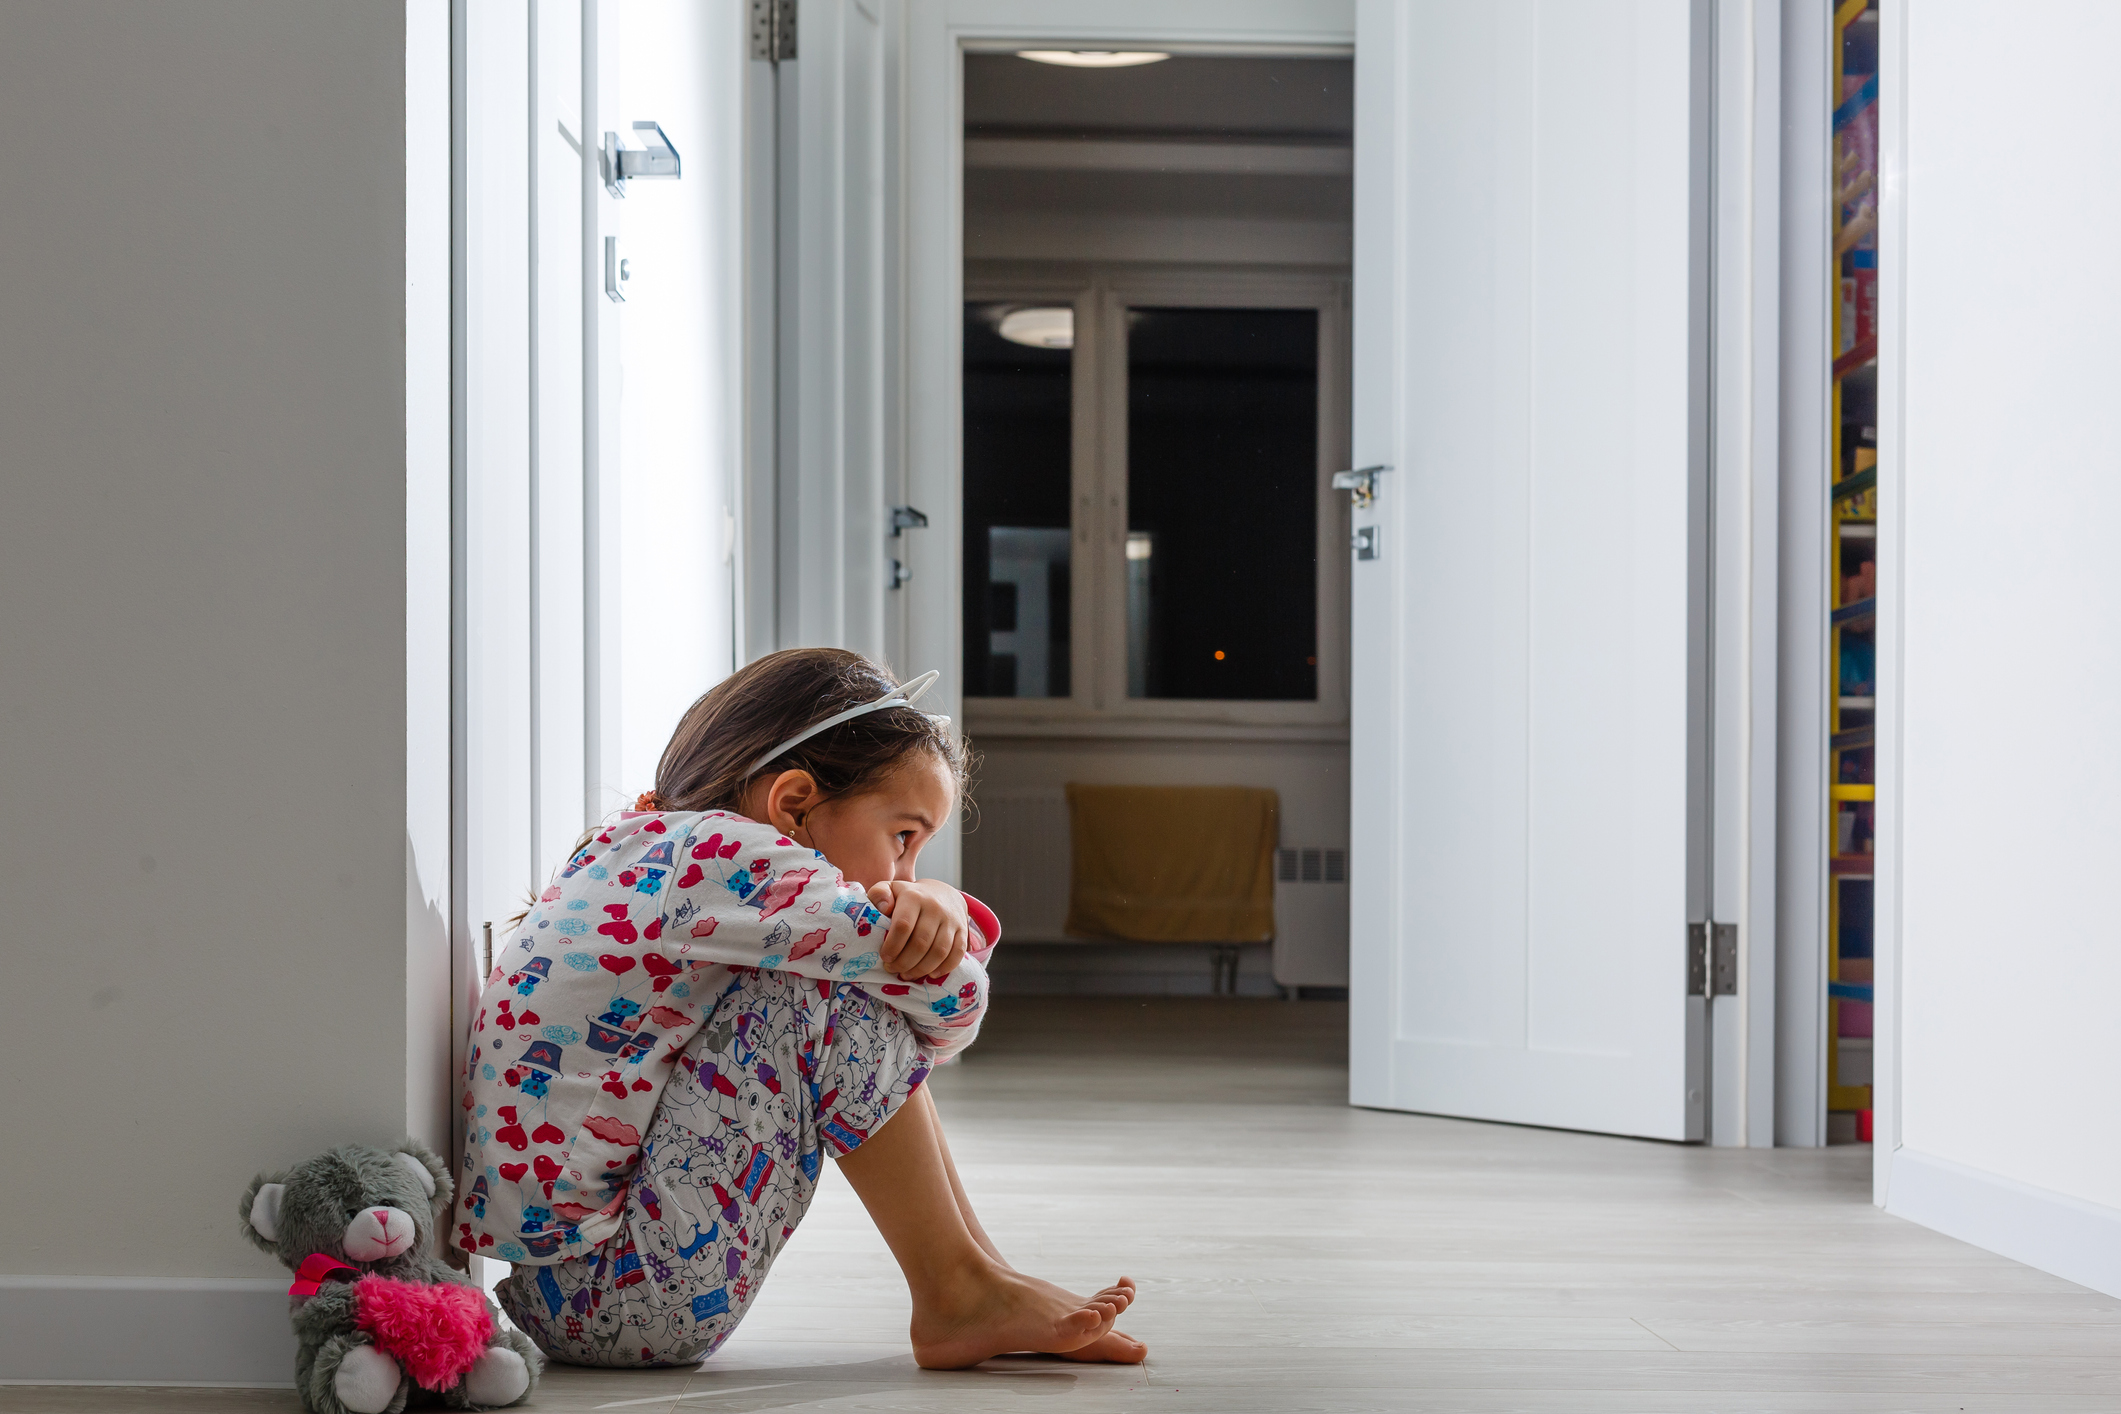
[649,647,969,815]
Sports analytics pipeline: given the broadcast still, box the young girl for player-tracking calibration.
[459,648,1143,1371]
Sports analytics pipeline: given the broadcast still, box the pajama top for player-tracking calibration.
[459,809,996,1263]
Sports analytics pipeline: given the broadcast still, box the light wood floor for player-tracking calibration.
[10,997,2119,1412]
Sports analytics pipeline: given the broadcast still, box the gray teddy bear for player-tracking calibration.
[241,1139,542,1413]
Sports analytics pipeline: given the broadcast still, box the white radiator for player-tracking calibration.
[961,787,1073,941]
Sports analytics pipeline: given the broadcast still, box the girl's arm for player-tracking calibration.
[663,814,990,1058]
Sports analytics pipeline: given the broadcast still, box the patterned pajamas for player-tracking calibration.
[498,967,931,1367]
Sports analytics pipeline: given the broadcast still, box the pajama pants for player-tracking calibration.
[497,969,932,1367]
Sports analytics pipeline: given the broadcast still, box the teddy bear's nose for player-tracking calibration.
[372,1210,390,1233]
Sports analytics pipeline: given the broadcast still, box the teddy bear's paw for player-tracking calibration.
[333,1343,402,1414]
[463,1346,531,1408]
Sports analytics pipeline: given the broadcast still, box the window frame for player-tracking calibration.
[964,263,1350,735]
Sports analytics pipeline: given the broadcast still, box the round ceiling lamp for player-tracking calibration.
[998,307,1075,349]
[1016,50,1170,68]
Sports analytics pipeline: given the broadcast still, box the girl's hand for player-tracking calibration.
[866,879,970,981]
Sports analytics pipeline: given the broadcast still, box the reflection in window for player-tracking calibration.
[1127,307,1318,701]
[964,303,1071,697]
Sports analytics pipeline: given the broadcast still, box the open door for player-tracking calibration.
[1348,0,1709,1141]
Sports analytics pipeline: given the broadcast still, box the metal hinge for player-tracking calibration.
[751,0,797,61]
[1688,922,1739,997]
[890,505,929,538]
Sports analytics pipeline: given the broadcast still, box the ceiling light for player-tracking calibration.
[1016,50,1170,69]
[998,307,1074,349]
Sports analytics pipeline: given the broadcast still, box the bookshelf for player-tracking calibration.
[1826,0,1880,1143]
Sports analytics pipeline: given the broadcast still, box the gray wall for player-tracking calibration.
[0,1,448,1284]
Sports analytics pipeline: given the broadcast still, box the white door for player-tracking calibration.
[455,0,626,1195]
[1348,0,1708,1141]
[767,0,890,660]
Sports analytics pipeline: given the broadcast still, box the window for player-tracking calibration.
[1126,307,1318,701]
[963,275,1346,724]
[962,302,1073,698]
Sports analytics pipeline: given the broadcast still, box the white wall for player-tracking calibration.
[0,0,450,1380]
[1878,0,2121,1297]
[618,0,747,791]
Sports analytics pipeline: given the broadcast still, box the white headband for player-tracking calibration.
[747,670,949,776]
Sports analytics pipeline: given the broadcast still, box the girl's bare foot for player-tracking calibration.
[1060,1328,1149,1364]
[910,1263,1130,1370]
[1013,1274,1147,1364]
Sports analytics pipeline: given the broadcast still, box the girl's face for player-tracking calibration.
[744,755,954,889]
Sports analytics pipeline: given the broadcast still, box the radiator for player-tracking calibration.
[962,787,1073,941]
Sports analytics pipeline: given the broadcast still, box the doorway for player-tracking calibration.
[948,50,1355,998]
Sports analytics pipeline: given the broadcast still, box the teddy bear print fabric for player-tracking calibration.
[461,810,992,1266]
[496,967,930,1367]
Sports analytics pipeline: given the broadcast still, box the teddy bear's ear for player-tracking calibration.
[241,1175,287,1253]
[394,1138,454,1210]
[394,1150,436,1197]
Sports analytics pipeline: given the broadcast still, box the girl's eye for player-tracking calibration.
[897,831,913,849]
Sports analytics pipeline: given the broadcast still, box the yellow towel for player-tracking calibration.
[1064,785,1278,943]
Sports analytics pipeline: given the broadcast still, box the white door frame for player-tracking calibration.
[894,1,1778,1146]
[897,0,1357,885]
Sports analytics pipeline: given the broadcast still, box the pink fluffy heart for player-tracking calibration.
[353,1275,493,1391]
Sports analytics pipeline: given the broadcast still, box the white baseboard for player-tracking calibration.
[0,1276,295,1386]
[1886,1147,2121,1299]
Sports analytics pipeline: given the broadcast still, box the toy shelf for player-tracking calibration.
[1825,0,1880,1146]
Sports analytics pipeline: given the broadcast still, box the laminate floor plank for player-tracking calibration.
[8,997,2115,1413]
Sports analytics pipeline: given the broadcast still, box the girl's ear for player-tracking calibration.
[765,770,822,837]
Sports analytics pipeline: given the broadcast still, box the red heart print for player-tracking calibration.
[601,1074,628,1099]
[498,1162,528,1183]
[598,918,638,945]
[597,831,613,843]
[600,954,636,977]
[644,818,667,833]
[677,864,704,889]
[534,1155,562,1182]
[495,1124,529,1152]
[604,904,630,920]
[642,954,681,978]
[775,837,794,847]
[718,840,741,859]
[478,1233,494,1248]
[631,1078,653,1092]
[644,916,663,942]
[497,1106,519,1124]
[519,1010,540,1026]
[692,833,722,861]
[532,1122,566,1145]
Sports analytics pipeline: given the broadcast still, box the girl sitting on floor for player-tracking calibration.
[460,647,1144,1370]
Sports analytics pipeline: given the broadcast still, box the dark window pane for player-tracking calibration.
[1126,307,1318,701]
[964,302,1072,698]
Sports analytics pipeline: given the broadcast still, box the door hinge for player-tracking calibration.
[751,0,797,62]
[890,505,929,538]
[1689,921,1739,997]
